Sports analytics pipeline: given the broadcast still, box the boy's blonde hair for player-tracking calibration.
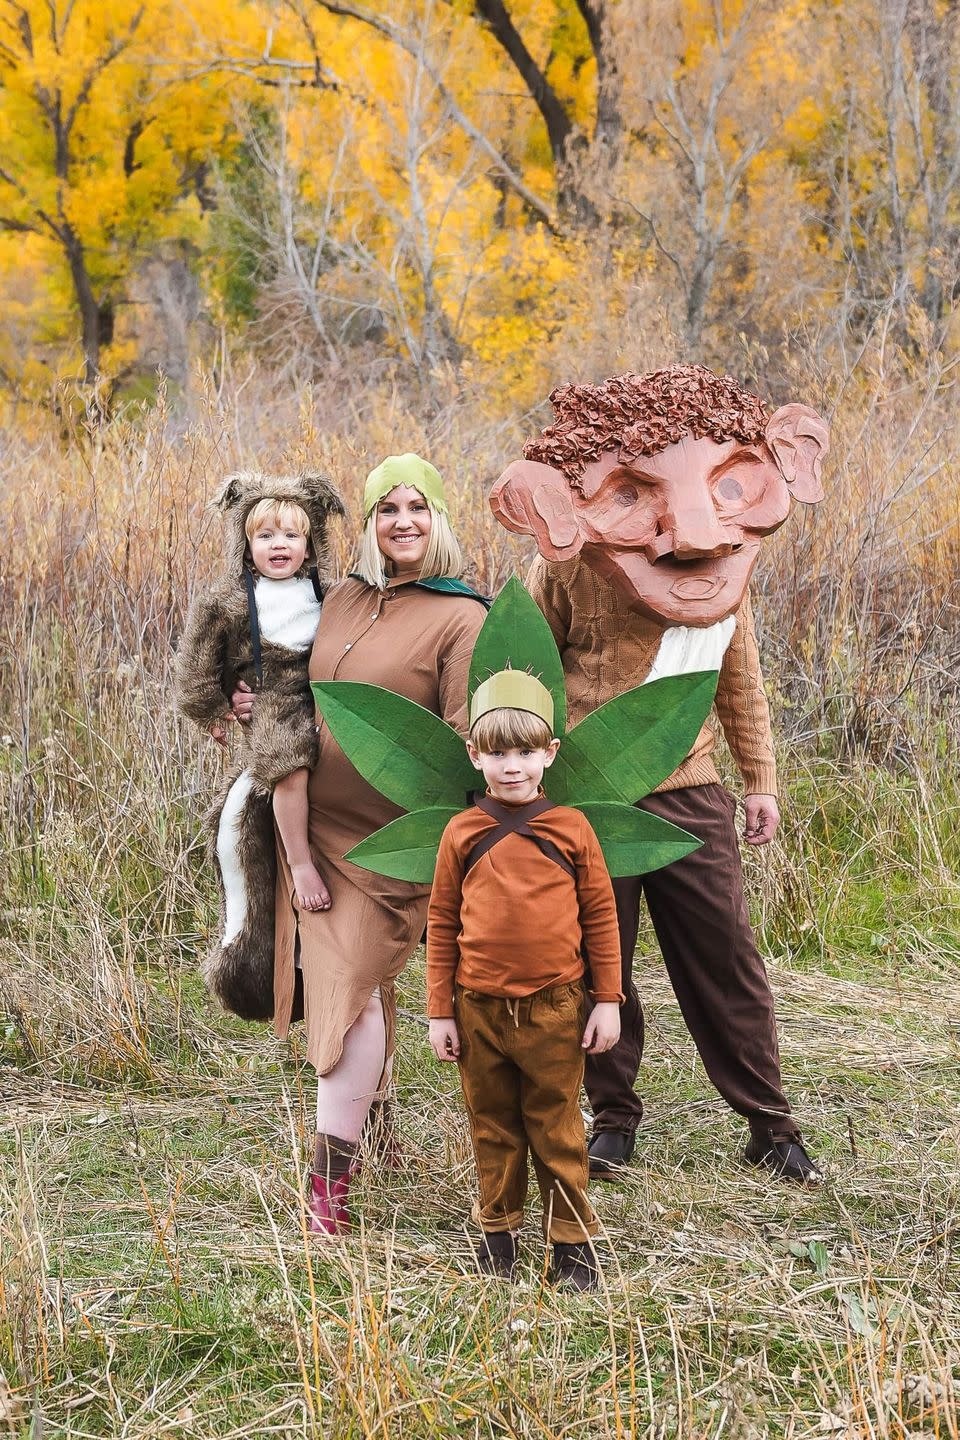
[244,498,311,544]
[355,502,463,590]
[469,707,555,753]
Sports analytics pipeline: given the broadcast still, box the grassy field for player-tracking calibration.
[2,361,959,1436]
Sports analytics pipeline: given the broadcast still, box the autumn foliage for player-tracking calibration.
[0,0,958,403]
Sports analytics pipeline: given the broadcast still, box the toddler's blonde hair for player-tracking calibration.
[244,498,311,543]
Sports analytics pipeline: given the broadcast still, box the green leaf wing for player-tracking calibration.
[311,682,476,810]
[345,807,459,883]
[549,671,718,804]
[468,575,567,735]
[578,803,701,877]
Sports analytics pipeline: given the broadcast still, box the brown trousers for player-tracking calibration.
[584,784,798,1143]
[456,981,598,1244]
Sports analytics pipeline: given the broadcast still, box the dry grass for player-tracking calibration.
[1,343,959,1435]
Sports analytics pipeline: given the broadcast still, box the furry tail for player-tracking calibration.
[204,769,277,1021]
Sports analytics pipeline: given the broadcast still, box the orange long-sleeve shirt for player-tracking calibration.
[426,800,623,1018]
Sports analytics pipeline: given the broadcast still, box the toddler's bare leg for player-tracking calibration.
[273,769,331,911]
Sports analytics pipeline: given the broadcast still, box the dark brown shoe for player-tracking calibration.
[475,1231,518,1279]
[743,1133,823,1184]
[588,1129,636,1179]
[551,1242,599,1291]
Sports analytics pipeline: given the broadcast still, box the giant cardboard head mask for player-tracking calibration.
[490,365,829,626]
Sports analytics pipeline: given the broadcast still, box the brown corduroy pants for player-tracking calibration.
[456,981,599,1244]
[584,784,798,1143]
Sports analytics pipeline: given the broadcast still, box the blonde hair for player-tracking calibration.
[354,501,464,590]
[469,707,555,753]
[244,498,311,544]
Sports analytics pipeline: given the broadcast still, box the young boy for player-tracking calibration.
[426,670,623,1291]
[176,470,344,1019]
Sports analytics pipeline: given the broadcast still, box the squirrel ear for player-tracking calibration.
[214,474,243,511]
[765,404,830,504]
[490,460,583,560]
[302,472,347,518]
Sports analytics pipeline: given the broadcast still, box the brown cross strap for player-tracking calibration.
[464,793,578,880]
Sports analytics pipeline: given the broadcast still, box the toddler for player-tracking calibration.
[176,471,343,1018]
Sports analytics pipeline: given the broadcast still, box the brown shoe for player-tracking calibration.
[588,1128,636,1179]
[365,1097,403,1169]
[743,1133,823,1184]
[551,1242,599,1291]
[475,1231,518,1279]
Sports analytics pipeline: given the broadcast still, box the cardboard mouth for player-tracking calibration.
[670,574,727,600]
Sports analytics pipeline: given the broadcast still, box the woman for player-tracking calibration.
[235,452,486,1233]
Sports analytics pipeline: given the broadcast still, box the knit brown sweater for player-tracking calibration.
[526,556,778,797]
[426,800,623,1018]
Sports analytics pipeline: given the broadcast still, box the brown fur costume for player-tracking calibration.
[176,471,345,1021]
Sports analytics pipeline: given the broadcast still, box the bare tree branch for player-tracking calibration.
[310,0,556,226]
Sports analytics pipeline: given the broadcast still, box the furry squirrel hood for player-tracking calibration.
[215,470,346,579]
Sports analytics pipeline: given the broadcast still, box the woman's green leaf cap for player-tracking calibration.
[363,453,448,517]
[469,667,555,732]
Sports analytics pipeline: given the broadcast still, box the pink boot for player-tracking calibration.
[308,1133,359,1236]
[308,1170,355,1235]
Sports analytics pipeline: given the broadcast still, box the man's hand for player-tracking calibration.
[743,793,780,846]
[582,1001,621,1053]
[209,717,232,746]
[231,681,255,723]
[429,1017,460,1062]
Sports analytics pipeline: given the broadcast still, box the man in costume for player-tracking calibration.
[490,364,829,1183]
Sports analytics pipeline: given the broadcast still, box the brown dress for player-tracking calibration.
[273,576,485,1073]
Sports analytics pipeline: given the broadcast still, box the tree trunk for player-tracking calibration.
[471,0,594,219]
[575,0,622,159]
[64,228,102,383]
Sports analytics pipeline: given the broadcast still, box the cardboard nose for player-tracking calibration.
[671,508,733,559]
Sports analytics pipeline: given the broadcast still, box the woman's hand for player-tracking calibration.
[429,1018,460,1062]
[582,1002,621,1054]
[231,681,255,723]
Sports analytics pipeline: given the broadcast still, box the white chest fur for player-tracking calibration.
[644,615,737,683]
[254,576,322,653]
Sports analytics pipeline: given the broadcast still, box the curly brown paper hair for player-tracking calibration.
[523,364,770,488]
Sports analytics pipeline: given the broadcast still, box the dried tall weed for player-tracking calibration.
[1,337,959,1435]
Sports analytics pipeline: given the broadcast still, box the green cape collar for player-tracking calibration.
[348,572,489,607]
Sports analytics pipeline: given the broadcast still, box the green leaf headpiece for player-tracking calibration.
[363,453,448,517]
[312,577,720,883]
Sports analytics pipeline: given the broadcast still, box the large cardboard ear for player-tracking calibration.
[765,404,829,504]
[489,460,584,561]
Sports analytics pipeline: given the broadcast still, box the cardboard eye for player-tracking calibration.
[717,476,744,502]
[615,484,640,507]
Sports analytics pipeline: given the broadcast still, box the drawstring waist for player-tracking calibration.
[454,981,584,1031]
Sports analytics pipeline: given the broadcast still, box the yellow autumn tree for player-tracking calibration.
[196,0,608,396]
[0,0,243,391]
